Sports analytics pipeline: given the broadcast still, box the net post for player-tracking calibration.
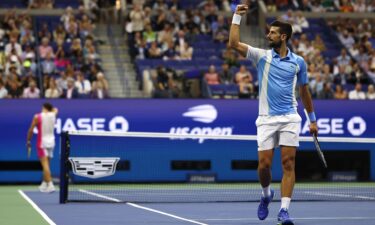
[59,131,70,204]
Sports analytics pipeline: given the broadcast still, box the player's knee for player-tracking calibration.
[258,158,272,170]
[282,156,295,172]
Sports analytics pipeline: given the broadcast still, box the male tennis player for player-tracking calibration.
[27,103,58,193]
[229,5,318,225]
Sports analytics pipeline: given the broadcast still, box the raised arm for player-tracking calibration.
[228,4,249,57]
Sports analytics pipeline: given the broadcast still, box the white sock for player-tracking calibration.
[41,181,47,186]
[47,181,54,186]
[281,197,291,210]
[262,185,271,197]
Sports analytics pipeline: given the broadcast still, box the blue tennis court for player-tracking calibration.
[22,190,375,225]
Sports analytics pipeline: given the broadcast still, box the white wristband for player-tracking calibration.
[232,14,242,25]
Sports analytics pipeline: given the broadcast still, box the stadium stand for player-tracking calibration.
[130,0,374,99]
[0,1,110,99]
[0,0,374,99]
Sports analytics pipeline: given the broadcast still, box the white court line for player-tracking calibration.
[18,190,56,225]
[196,217,375,221]
[304,191,375,200]
[79,189,122,202]
[79,189,208,225]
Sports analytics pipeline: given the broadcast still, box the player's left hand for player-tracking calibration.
[309,122,318,136]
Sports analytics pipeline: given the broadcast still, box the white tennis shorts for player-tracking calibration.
[256,114,301,151]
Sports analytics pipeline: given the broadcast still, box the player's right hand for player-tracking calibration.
[235,4,248,16]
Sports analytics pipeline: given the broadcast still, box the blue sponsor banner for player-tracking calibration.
[0,99,374,182]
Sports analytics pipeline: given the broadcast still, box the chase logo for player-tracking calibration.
[69,157,119,179]
[183,105,218,123]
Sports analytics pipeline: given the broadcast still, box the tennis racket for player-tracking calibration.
[304,109,328,168]
[27,143,31,159]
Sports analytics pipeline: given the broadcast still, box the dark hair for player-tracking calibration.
[270,20,293,41]
[43,102,53,111]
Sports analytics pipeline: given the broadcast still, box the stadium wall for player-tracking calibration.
[0,99,374,182]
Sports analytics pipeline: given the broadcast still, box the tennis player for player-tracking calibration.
[27,103,58,193]
[229,5,318,225]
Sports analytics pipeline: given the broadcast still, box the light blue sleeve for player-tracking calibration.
[297,57,308,86]
[246,45,267,64]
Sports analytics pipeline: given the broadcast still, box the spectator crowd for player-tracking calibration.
[0,4,110,99]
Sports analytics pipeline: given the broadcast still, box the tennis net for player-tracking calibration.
[60,131,375,203]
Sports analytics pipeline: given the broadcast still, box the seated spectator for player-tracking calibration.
[340,0,354,12]
[178,42,193,60]
[153,66,174,98]
[6,53,22,76]
[158,24,174,47]
[367,84,375,100]
[61,6,74,27]
[265,0,277,12]
[79,15,94,39]
[54,48,71,71]
[75,72,92,95]
[56,71,68,91]
[153,0,168,11]
[334,84,348,99]
[368,64,375,81]
[38,37,54,59]
[143,24,157,44]
[336,48,351,66]
[338,30,355,49]
[321,64,333,82]
[348,83,366,100]
[333,65,349,85]
[136,39,148,59]
[21,44,35,62]
[162,41,177,60]
[350,63,368,84]
[20,21,35,46]
[6,80,22,98]
[148,41,162,58]
[312,35,326,52]
[66,16,78,40]
[53,24,66,41]
[174,30,188,49]
[204,65,220,85]
[93,72,109,91]
[353,0,368,12]
[292,11,309,33]
[22,80,40,98]
[41,52,56,75]
[317,82,334,99]
[309,73,324,98]
[213,27,229,43]
[70,38,83,59]
[310,1,325,12]
[61,78,78,99]
[45,78,60,98]
[0,79,8,98]
[91,80,109,99]
[29,0,53,9]
[38,22,52,41]
[5,35,22,58]
[85,45,99,62]
[235,65,254,97]
[219,63,234,84]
